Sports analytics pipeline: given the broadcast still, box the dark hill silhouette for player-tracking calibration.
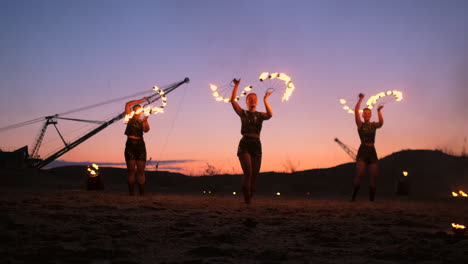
[2,149,467,199]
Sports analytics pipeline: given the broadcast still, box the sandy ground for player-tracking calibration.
[1,190,468,264]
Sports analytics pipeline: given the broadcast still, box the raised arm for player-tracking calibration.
[355,93,364,127]
[262,91,273,120]
[230,79,243,116]
[375,105,384,128]
[125,97,147,115]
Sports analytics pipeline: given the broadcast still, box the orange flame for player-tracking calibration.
[452,192,459,197]
[452,223,466,229]
[259,72,269,81]
[459,190,468,197]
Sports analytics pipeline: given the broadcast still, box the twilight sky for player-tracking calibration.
[1,0,467,175]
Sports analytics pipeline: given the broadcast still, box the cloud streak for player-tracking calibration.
[45,159,198,170]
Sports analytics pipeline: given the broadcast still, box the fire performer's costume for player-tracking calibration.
[356,121,378,164]
[237,110,267,157]
[124,118,147,161]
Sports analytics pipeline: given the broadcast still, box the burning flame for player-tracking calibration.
[452,192,459,197]
[276,192,281,196]
[232,192,236,195]
[124,87,169,123]
[269,72,279,79]
[452,223,466,229]
[87,163,99,177]
[259,72,269,81]
[402,171,408,177]
[366,90,403,108]
[340,99,346,104]
[459,190,468,197]
[210,82,250,103]
[278,73,291,83]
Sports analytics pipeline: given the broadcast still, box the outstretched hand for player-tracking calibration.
[358,93,365,99]
[377,105,384,111]
[264,91,272,100]
[142,116,149,122]
[232,78,241,85]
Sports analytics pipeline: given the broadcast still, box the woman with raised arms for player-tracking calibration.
[351,93,384,202]
[124,97,150,196]
[230,79,273,204]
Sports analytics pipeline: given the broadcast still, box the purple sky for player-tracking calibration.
[1,0,467,174]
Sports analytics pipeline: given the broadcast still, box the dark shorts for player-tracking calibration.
[356,144,378,164]
[237,136,262,157]
[124,138,147,162]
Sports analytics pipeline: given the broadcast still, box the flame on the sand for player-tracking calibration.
[452,192,459,197]
[87,163,99,177]
[459,190,468,197]
[276,192,281,196]
[233,192,237,195]
[402,171,408,177]
[452,223,466,229]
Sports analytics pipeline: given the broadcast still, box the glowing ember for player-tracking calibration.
[452,192,459,197]
[276,192,281,196]
[452,223,466,229]
[259,72,296,102]
[402,171,408,177]
[209,82,252,103]
[259,72,269,81]
[459,190,468,197]
[233,192,236,195]
[366,90,404,108]
[124,87,168,123]
[340,99,347,104]
[87,163,99,178]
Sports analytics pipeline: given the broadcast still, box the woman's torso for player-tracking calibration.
[125,118,144,139]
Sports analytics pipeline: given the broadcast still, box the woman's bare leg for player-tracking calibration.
[238,153,253,204]
[250,155,262,199]
[352,161,367,201]
[136,160,146,195]
[368,163,378,201]
[126,160,137,195]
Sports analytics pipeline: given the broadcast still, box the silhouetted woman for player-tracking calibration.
[124,97,150,195]
[231,79,273,204]
[351,93,384,201]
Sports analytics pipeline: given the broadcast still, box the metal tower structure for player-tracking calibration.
[334,138,356,161]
